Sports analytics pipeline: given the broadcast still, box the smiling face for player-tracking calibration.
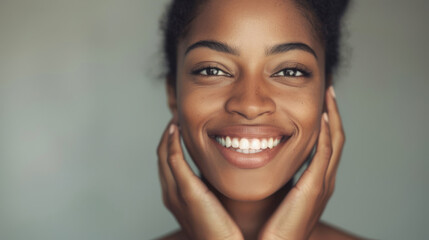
[168,0,326,201]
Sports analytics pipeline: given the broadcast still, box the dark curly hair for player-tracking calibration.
[160,0,351,87]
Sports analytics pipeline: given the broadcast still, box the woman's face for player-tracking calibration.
[169,0,326,201]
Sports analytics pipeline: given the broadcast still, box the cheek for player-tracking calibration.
[177,85,217,135]
[296,97,322,132]
[277,87,323,126]
[177,78,228,135]
[176,81,223,165]
[276,87,323,157]
[176,87,203,150]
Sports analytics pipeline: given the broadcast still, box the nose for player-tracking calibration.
[225,77,276,120]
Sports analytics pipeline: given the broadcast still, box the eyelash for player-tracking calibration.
[271,68,310,78]
[191,67,310,78]
[191,66,232,77]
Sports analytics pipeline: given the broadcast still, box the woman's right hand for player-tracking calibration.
[157,121,244,240]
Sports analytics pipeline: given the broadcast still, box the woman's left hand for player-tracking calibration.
[259,86,345,240]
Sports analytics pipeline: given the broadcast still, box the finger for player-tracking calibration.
[167,124,201,198]
[157,160,167,193]
[296,113,332,191]
[325,86,346,178]
[157,120,173,162]
[157,121,177,200]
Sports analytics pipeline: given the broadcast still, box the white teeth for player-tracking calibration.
[261,139,268,149]
[250,139,260,150]
[235,148,262,154]
[273,138,279,147]
[268,138,274,149]
[216,137,227,147]
[239,138,249,150]
[225,136,231,148]
[215,136,282,153]
[232,138,240,148]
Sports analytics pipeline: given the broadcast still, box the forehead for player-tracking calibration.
[180,0,323,57]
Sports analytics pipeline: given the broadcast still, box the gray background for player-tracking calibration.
[1,0,428,239]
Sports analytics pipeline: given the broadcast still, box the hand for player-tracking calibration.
[157,121,244,240]
[259,86,345,240]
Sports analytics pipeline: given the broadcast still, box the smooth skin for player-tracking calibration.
[158,89,359,240]
[157,0,363,239]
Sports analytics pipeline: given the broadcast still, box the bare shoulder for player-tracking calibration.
[155,224,368,240]
[310,221,369,240]
[156,229,187,240]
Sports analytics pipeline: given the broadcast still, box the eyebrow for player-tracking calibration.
[266,42,318,59]
[184,40,317,59]
[185,40,239,56]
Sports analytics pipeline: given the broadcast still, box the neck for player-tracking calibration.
[205,178,293,240]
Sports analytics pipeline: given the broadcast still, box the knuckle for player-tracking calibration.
[156,145,163,157]
[179,180,205,203]
[162,195,171,210]
[315,189,328,201]
[341,134,346,144]
[180,188,199,203]
[336,132,346,144]
[167,152,182,167]
[164,192,181,212]
[321,145,333,159]
[305,182,324,199]
[168,150,181,159]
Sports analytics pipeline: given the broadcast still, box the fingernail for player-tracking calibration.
[323,112,329,122]
[329,86,336,98]
[169,124,175,135]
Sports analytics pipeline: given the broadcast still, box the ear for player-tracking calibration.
[166,76,179,123]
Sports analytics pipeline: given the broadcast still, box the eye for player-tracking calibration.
[271,68,309,77]
[193,67,231,77]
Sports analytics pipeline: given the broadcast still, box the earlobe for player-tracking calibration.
[166,78,179,123]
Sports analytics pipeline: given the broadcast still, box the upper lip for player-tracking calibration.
[207,125,293,139]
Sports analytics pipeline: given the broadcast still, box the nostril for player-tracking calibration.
[224,78,276,119]
[225,96,276,120]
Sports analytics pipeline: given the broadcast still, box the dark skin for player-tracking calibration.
[157,0,363,239]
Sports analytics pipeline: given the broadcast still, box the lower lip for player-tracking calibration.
[212,138,286,169]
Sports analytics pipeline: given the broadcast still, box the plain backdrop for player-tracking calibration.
[1,0,428,239]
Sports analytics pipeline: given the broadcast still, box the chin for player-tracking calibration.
[219,184,282,202]
[200,165,294,202]
[182,122,317,203]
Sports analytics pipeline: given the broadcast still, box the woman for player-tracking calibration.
[157,0,363,239]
